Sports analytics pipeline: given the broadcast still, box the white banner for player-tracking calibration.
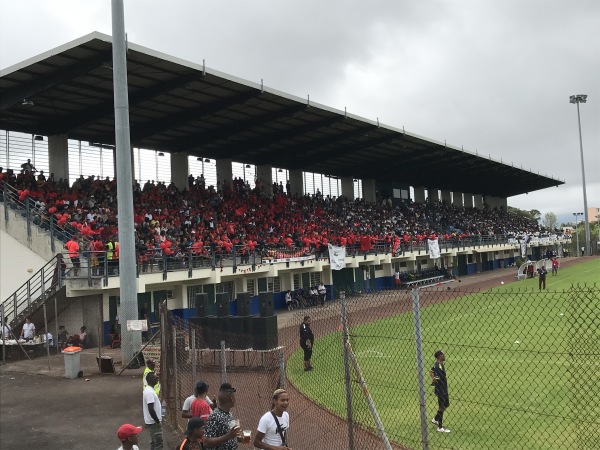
[428,239,440,259]
[521,235,529,257]
[127,320,148,332]
[328,244,346,271]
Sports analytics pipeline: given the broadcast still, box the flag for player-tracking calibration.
[521,235,528,257]
[328,243,346,270]
[428,239,440,259]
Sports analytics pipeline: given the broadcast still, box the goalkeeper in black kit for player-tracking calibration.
[429,350,451,433]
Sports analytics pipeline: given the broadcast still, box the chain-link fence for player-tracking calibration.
[160,284,599,450]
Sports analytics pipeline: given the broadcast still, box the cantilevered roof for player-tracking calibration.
[0,32,563,198]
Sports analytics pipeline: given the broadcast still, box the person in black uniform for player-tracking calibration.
[300,315,314,371]
[429,350,450,433]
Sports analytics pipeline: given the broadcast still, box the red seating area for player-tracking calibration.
[0,168,541,256]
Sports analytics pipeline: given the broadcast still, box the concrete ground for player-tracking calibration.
[0,256,591,450]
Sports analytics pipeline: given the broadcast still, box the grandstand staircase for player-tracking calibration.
[1,255,75,338]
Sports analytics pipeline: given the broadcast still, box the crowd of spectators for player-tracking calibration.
[0,166,543,263]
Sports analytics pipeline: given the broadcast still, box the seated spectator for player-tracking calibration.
[57,325,69,349]
[79,326,87,348]
[39,328,54,347]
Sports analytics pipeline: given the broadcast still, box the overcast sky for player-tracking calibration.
[1,0,598,225]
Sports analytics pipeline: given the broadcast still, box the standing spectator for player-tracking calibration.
[253,388,291,450]
[140,303,149,341]
[285,290,293,311]
[57,325,69,349]
[65,237,80,276]
[394,270,401,288]
[317,283,326,306]
[429,350,450,433]
[1,317,11,339]
[177,418,206,450]
[143,372,163,450]
[551,257,559,276]
[183,381,216,419]
[20,318,35,342]
[78,326,87,348]
[143,358,161,396]
[299,316,314,372]
[538,266,547,290]
[117,423,142,450]
[21,158,37,174]
[191,381,212,421]
[204,383,241,449]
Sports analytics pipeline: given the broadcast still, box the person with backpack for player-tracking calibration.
[253,389,291,450]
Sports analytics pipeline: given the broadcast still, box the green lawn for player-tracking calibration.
[287,259,599,450]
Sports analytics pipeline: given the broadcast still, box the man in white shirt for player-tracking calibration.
[143,372,163,450]
[1,317,11,339]
[182,380,215,419]
[20,318,35,341]
[317,283,326,306]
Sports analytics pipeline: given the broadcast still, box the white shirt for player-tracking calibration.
[41,332,54,346]
[22,322,35,339]
[182,394,213,413]
[117,446,139,450]
[2,323,11,338]
[256,411,289,446]
[143,386,162,425]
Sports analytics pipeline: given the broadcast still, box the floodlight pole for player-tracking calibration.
[570,95,591,257]
[112,0,141,362]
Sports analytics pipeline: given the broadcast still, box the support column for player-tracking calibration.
[48,134,69,181]
[463,193,474,208]
[428,188,440,203]
[289,169,303,197]
[473,194,484,210]
[216,158,233,190]
[362,179,376,203]
[256,165,273,196]
[341,176,354,201]
[170,152,189,191]
[414,187,426,204]
[441,190,452,205]
[498,197,507,211]
[452,191,463,207]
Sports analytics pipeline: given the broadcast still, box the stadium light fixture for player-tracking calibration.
[245,164,251,169]
[569,94,590,256]
[158,152,165,157]
[204,158,210,163]
[34,135,44,141]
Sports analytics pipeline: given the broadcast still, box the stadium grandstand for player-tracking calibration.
[1,32,567,349]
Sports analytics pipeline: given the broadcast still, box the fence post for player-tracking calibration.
[50,216,55,253]
[54,296,59,355]
[411,288,430,450]
[173,329,180,413]
[278,347,285,389]
[3,183,8,223]
[26,197,31,238]
[220,340,227,384]
[1,304,5,363]
[191,328,197,386]
[43,303,51,370]
[41,270,46,302]
[340,291,355,450]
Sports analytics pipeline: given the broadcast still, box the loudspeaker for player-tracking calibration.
[252,316,278,350]
[203,316,228,349]
[195,293,209,318]
[259,291,274,317]
[216,292,229,317]
[227,316,252,349]
[236,292,251,316]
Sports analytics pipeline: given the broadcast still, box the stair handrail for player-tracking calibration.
[1,254,65,328]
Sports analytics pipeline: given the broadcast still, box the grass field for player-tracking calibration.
[287,258,599,450]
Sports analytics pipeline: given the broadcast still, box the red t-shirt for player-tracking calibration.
[190,398,211,420]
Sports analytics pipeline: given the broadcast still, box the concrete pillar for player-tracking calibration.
[463,193,473,208]
[428,188,440,203]
[362,179,376,203]
[498,197,507,211]
[48,134,69,181]
[414,187,426,204]
[452,191,463,207]
[441,190,452,205]
[341,176,354,201]
[256,165,272,195]
[216,158,233,190]
[289,169,303,197]
[474,194,484,210]
[170,152,189,191]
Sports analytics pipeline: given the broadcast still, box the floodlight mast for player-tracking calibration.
[112,0,141,362]
[573,213,583,257]
[569,94,591,257]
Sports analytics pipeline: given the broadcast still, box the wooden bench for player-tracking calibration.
[403,275,445,288]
